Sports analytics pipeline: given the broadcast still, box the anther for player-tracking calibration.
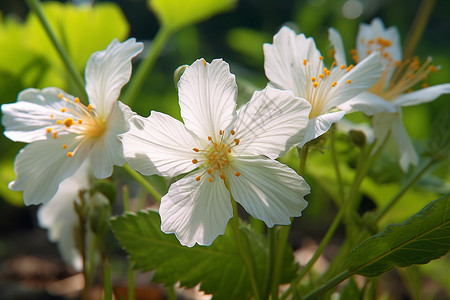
[311,77,316,82]
[56,120,62,125]
[332,81,337,87]
[67,152,73,157]
[62,144,67,149]
[303,59,308,66]
[313,82,319,88]
[53,132,58,139]
[87,104,93,109]
[74,97,80,103]
[50,115,54,118]
[196,176,201,181]
[230,130,236,135]
[61,108,66,113]
[193,148,200,152]
[78,119,83,124]
[319,74,324,79]
[208,177,213,183]
[220,174,226,180]
[202,59,207,67]
[208,136,212,141]
[219,130,223,135]
[63,118,74,127]
[319,56,324,60]
[346,80,352,84]
[340,65,346,70]
[234,138,240,145]
[46,128,52,133]
[235,172,241,177]
[346,65,354,72]
[192,159,198,164]
[207,169,213,174]
[58,93,64,99]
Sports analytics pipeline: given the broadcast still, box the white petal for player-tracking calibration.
[1,88,76,143]
[233,86,311,159]
[392,84,450,107]
[178,59,237,140]
[89,102,131,178]
[120,111,202,177]
[160,171,232,247]
[338,92,397,115]
[37,163,90,271]
[391,112,418,172]
[356,18,402,64]
[325,52,382,110]
[300,110,346,147]
[9,135,88,205]
[85,38,143,117]
[264,26,323,98]
[328,27,347,66]
[227,157,309,227]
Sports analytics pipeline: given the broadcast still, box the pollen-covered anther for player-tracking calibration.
[196,176,201,181]
[62,144,67,149]
[208,177,212,183]
[74,97,80,103]
[208,136,212,141]
[311,77,317,82]
[219,130,223,135]
[346,80,352,84]
[230,130,236,135]
[193,148,200,152]
[46,128,52,133]
[77,119,83,124]
[58,93,64,99]
[313,82,319,88]
[53,132,58,139]
[234,138,240,145]
[235,172,241,177]
[303,59,308,65]
[319,56,324,60]
[220,173,226,180]
[346,65,354,72]
[87,104,93,110]
[67,152,73,158]
[56,120,62,125]
[319,74,325,79]
[376,37,392,47]
[192,159,198,164]
[63,118,74,127]
[207,168,213,174]
[332,81,337,87]
[340,65,346,70]
[61,108,66,113]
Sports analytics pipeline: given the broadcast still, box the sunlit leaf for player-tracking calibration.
[111,209,297,299]
[148,0,236,32]
[346,194,450,277]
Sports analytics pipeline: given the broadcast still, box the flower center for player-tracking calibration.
[191,130,241,183]
[357,37,439,101]
[302,56,353,119]
[46,93,107,157]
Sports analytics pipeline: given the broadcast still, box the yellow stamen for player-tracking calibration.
[63,118,74,128]
[313,82,319,88]
[53,132,58,139]
[192,159,198,164]
[46,128,52,133]
[62,144,67,149]
[346,80,352,84]
[56,120,62,125]
[61,108,66,113]
[67,152,73,157]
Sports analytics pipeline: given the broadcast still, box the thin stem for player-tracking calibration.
[330,128,344,204]
[123,164,162,202]
[373,157,435,223]
[403,0,437,60]
[229,197,262,300]
[298,145,309,176]
[123,27,172,106]
[25,0,86,98]
[302,270,352,300]
[166,285,177,300]
[270,225,290,300]
[264,228,277,299]
[103,259,112,300]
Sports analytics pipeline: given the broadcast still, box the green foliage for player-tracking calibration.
[148,0,236,32]
[346,194,450,277]
[111,209,297,299]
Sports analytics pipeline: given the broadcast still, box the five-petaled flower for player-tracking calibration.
[264,26,383,147]
[1,38,143,205]
[120,58,311,247]
[330,18,450,171]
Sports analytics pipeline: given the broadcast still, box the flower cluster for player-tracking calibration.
[2,17,448,252]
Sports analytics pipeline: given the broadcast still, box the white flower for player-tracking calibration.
[120,58,311,247]
[1,38,143,205]
[330,18,450,171]
[263,26,382,147]
[37,163,90,271]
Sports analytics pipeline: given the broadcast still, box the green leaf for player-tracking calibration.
[111,209,297,299]
[148,0,236,32]
[346,194,450,277]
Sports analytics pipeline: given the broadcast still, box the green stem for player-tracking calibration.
[123,164,162,202]
[229,197,261,300]
[264,228,277,299]
[103,259,112,300]
[302,270,352,300]
[25,0,86,98]
[123,27,172,106]
[373,157,435,223]
[166,285,177,300]
[330,128,344,204]
[403,0,437,60]
[270,225,290,300]
[298,145,309,175]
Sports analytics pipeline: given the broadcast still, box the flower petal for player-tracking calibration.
[301,110,346,147]
[233,86,311,159]
[391,112,418,172]
[338,92,397,115]
[160,171,232,247]
[392,84,450,107]
[227,157,309,227]
[178,58,237,141]
[9,135,88,205]
[328,27,347,66]
[85,38,143,117]
[120,111,202,177]
[1,88,76,143]
[356,18,402,64]
[37,163,90,271]
[263,26,323,98]
[325,52,382,110]
[89,101,132,179]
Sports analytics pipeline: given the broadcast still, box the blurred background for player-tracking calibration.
[0,0,449,299]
